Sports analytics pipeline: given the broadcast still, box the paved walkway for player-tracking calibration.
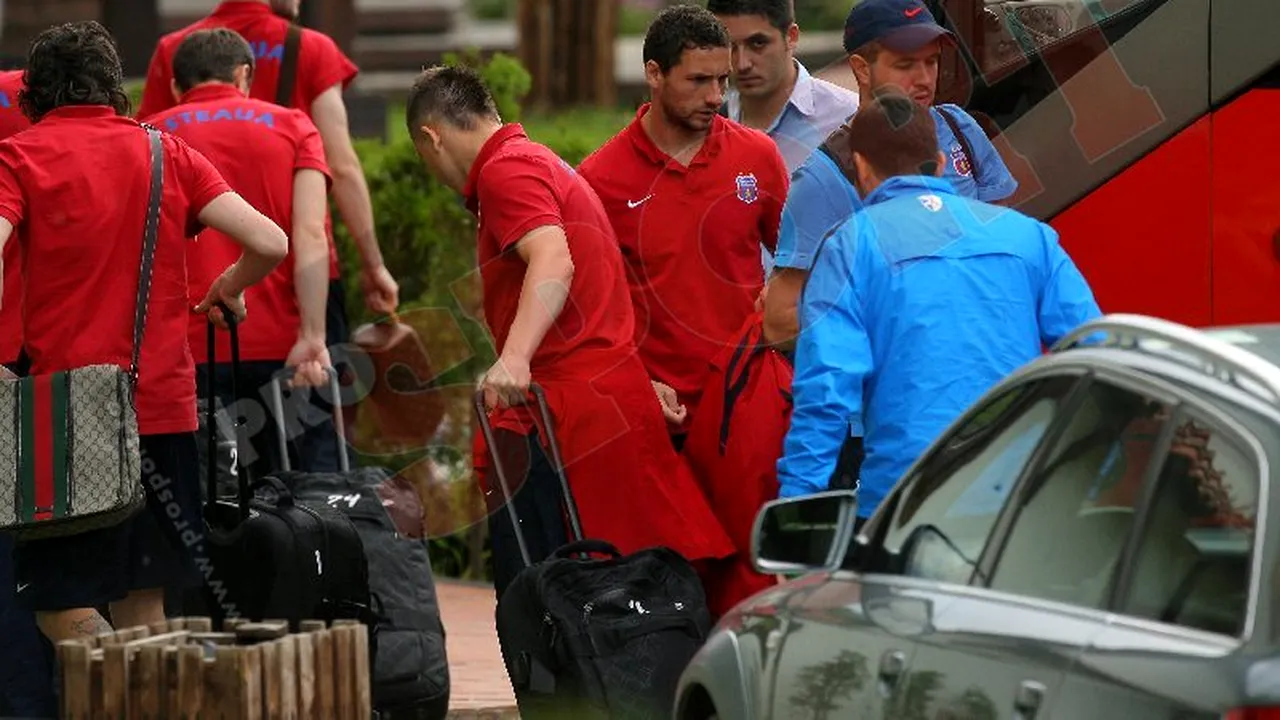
[438,581,521,718]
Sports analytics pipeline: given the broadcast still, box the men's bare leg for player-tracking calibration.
[108,588,166,631]
[35,608,113,644]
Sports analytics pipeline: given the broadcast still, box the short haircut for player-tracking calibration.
[852,41,883,64]
[172,29,255,94]
[845,89,940,177]
[20,21,129,122]
[642,4,731,74]
[405,64,500,133]
[705,0,794,33]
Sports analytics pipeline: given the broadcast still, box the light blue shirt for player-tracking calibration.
[774,104,1019,272]
[727,60,859,275]
[776,176,1101,517]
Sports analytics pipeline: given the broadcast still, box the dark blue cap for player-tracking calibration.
[843,0,954,54]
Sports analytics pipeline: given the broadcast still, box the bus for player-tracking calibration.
[820,0,1280,328]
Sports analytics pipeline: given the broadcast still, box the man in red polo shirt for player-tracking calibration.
[0,21,287,643]
[578,5,789,450]
[139,0,399,469]
[0,69,29,376]
[405,64,732,599]
[143,28,332,477]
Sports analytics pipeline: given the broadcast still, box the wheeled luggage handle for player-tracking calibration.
[473,383,586,569]
[204,303,253,520]
[265,368,352,474]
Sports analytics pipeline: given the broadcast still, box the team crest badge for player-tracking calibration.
[918,194,943,212]
[735,173,759,204]
[950,145,972,177]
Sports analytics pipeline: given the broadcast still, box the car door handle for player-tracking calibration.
[878,650,907,683]
[1014,679,1046,717]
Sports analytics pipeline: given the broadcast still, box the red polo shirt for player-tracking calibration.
[144,84,331,365]
[578,106,789,429]
[0,70,30,365]
[138,0,358,280]
[466,124,635,375]
[0,106,232,435]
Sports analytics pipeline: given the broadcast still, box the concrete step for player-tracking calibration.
[351,19,515,73]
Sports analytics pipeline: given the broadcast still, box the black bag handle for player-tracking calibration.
[204,303,254,520]
[473,383,586,569]
[550,539,621,560]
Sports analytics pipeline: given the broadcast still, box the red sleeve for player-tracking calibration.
[477,155,563,252]
[167,135,232,237]
[0,146,25,229]
[299,30,359,111]
[136,42,176,120]
[759,141,788,253]
[291,112,332,189]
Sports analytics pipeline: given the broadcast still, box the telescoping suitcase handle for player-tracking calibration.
[205,304,254,521]
[265,366,352,474]
[473,384,586,568]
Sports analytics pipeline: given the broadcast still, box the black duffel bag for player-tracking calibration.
[479,386,712,720]
[194,312,376,638]
[273,464,451,720]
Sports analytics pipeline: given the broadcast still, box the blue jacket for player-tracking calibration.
[776,176,1101,516]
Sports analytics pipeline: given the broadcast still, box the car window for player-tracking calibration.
[985,380,1173,609]
[1117,412,1257,637]
[870,375,1081,584]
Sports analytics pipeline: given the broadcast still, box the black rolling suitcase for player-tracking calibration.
[195,311,375,635]
[269,425,451,719]
[479,386,713,720]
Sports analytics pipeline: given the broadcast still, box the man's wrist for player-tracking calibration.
[297,329,326,345]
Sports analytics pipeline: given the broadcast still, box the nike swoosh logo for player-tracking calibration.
[627,194,654,209]
[905,7,924,16]
[16,583,28,593]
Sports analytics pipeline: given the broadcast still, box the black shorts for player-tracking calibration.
[13,433,203,613]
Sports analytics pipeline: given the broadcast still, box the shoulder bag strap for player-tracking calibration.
[130,125,164,393]
[276,23,303,108]
[936,105,980,180]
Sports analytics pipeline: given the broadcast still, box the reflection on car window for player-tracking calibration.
[987,380,1171,609]
[971,0,1149,76]
[876,375,1079,584]
[1119,414,1257,637]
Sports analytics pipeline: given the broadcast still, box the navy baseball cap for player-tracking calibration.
[843,0,954,54]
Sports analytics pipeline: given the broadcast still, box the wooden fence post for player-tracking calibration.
[517,0,618,109]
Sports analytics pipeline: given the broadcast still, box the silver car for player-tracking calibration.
[674,314,1280,720]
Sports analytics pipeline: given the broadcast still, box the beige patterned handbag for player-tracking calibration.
[0,125,163,541]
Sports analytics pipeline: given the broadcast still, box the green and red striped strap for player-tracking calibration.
[17,372,69,523]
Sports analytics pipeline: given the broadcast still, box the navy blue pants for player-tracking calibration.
[0,534,56,718]
[0,353,55,717]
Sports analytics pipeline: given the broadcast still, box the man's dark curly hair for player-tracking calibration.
[20,21,130,123]
[643,4,731,74]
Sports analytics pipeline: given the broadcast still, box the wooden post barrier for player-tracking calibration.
[57,617,372,720]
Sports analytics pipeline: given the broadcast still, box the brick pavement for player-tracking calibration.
[438,580,521,718]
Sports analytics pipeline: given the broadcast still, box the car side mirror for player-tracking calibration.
[751,490,858,575]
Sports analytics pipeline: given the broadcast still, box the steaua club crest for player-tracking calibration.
[735,173,760,204]
[950,145,973,177]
